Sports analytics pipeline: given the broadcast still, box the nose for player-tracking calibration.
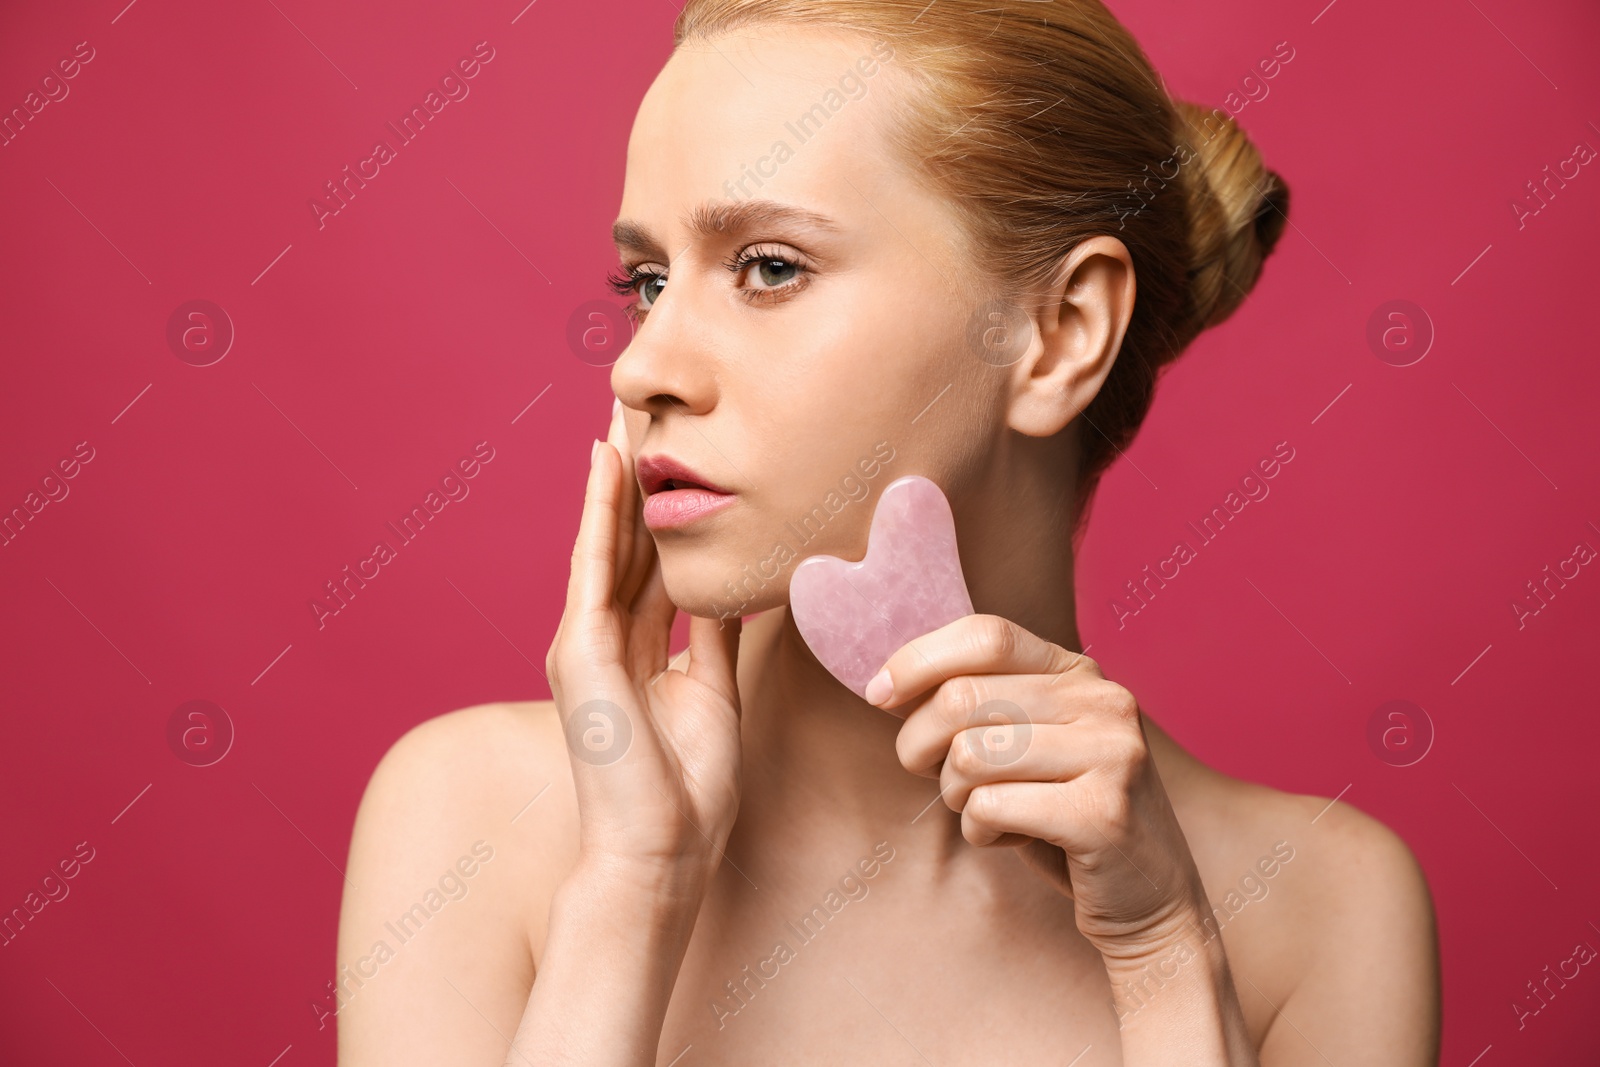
[609,276,720,420]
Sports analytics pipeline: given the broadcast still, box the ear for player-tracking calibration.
[1004,236,1136,438]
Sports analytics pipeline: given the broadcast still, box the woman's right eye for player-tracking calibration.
[606,265,666,316]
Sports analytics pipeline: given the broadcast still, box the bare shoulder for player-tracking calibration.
[335,700,578,1065]
[1169,753,1441,1064]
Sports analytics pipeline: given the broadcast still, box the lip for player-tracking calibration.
[642,487,736,530]
[635,454,732,497]
[636,453,736,531]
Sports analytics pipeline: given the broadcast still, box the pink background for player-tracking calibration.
[2,0,1597,1062]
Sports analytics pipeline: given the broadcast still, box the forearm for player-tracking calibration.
[504,858,708,1066]
[1105,907,1258,1067]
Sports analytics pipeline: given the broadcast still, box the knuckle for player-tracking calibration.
[1117,727,1151,772]
[1101,796,1133,839]
[948,730,985,776]
[553,624,617,678]
[965,783,1002,824]
[973,614,1015,661]
[548,647,578,684]
[941,676,982,727]
[1110,745,1148,791]
[1094,717,1141,759]
[1087,723,1146,790]
[1099,682,1140,721]
[1078,785,1128,839]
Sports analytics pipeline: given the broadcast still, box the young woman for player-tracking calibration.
[336,2,1440,1063]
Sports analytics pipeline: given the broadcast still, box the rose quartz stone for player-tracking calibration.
[789,475,975,698]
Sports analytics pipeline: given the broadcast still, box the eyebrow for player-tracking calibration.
[612,200,843,257]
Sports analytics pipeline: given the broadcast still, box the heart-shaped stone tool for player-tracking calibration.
[789,474,975,699]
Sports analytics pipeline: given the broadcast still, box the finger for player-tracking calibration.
[865,614,1094,710]
[961,780,1096,849]
[964,777,1163,880]
[608,398,649,607]
[566,436,622,622]
[626,551,678,682]
[606,399,631,578]
[895,674,1074,778]
[685,612,742,713]
[937,720,1128,809]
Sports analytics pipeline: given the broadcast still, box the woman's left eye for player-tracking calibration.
[727,246,810,302]
[739,256,798,287]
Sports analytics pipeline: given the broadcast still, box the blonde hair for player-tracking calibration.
[673,0,1290,524]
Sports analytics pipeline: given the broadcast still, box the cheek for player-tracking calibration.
[781,290,966,428]
[662,281,982,608]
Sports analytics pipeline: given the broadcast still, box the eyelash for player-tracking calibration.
[604,245,812,322]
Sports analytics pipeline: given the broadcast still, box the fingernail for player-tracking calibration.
[591,438,601,464]
[612,396,621,417]
[864,667,892,706]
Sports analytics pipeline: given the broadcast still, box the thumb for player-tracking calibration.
[686,612,742,712]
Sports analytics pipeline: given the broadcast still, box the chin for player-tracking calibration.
[658,547,795,622]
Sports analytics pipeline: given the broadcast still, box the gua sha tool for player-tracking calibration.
[789,475,975,699]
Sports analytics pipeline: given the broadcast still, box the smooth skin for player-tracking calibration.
[336,24,1440,1066]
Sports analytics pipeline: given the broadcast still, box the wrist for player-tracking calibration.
[1101,901,1256,1063]
[520,854,715,1061]
[1079,862,1214,964]
[1102,914,1228,1008]
[560,850,714,917]
[1099,897,1224,978]
[545,856,710,993]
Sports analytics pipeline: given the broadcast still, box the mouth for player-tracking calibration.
[635,454,733,496]
[636,453,736,530]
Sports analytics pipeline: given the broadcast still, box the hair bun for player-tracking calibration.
[1171,99,1290,335]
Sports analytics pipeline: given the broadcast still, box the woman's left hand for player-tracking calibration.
[865,613,1210,967]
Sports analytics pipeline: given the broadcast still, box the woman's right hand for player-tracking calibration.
[545,398,745,891]
[502,401,745,1065]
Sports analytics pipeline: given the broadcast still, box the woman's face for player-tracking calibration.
[610,25,1004,621]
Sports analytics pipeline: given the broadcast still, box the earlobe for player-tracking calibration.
[1004,237,1135,438]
